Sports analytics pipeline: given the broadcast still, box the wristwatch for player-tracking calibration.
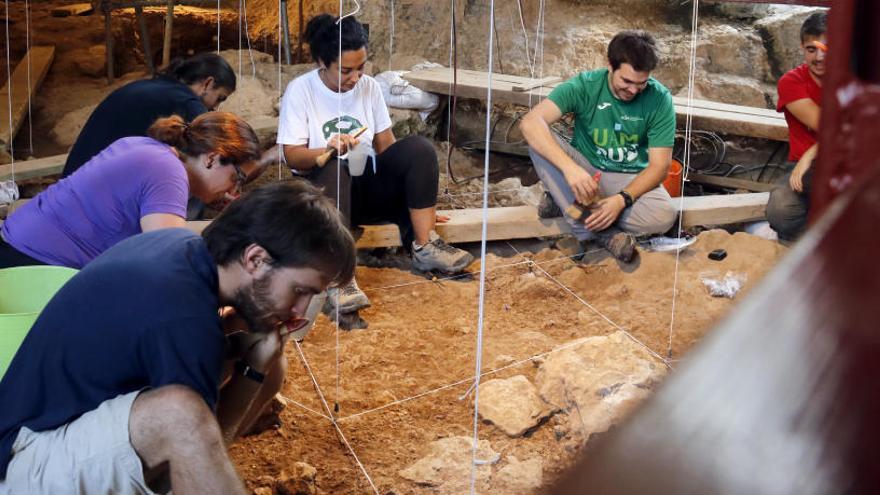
[618,190,635,208]
[234,360,265,384]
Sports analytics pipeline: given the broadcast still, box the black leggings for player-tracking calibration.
[0,235,47,269]
[303,135,439,245]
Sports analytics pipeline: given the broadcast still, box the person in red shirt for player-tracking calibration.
[767,11,826,242]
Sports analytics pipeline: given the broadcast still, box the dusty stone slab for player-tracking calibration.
[399,435,499,493]
[477,375,555,437]
[536,331,666,443]
[492,455,543,494]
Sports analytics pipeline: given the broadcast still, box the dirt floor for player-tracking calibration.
[229,230,786,493]
[2,4,789,493]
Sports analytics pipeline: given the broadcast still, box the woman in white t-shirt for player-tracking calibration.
[278,14,473,314]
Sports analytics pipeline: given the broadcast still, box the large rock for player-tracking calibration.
[275,462,317,495]
[756,7,827,78]
[697,24,771,82]
[398,435,499,493]
[535,331,666,443]
[70,45,107,78]
[220,76,276,121]
[692,73,773,108]
[492,456,543,494]
[477,375,555,437]
[51,104,97,148]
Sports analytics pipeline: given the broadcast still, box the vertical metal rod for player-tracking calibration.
[135,6,154,75]
[162,0,174,67]
[279,0,292,64]
[104,1,114,83]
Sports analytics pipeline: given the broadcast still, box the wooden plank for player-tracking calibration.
[0,116,279,181]
[0,153,66,181]
[687,172,775,192]
[512,76,561,92]
[403,67,788,141]
[51,3,94,17]
[0,46,56,150]
[677,192,769,227]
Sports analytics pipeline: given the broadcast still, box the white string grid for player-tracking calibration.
[3,0,14,181]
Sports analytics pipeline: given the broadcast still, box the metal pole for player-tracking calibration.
[279,0,292,64]
[162,0,174,67]
[135,6,154,75]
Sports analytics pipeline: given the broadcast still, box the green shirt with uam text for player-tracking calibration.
[548,68,675,174]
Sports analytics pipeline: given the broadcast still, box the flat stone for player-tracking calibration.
[492,455,543,493]
[535,331,666,443]
[399,436,499,493]
[477,375,555,437]
[275,462,317,495]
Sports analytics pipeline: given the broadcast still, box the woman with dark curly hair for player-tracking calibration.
[277,13,473,314]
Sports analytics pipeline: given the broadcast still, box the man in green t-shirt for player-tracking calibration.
[520,30,677,262]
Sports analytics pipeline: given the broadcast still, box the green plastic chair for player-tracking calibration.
[0,266,78,380]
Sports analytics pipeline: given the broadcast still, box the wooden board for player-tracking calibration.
[676,192,769,227]
[686,172,775,192]
[51,3,94,16]
[402,67,788,141]
[0,46,56,150]
[512,76,561,92]
[0,116,279,181]
[185,197,769,249]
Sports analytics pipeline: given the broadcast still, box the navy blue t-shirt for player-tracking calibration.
[0,229,224,479]
[62,77,208,177]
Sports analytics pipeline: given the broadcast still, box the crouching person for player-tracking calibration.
[520,30,678,263]
[0,180,355,494]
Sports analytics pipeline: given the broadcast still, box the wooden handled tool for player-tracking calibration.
[315,126,369,167]
[563,172,602,221]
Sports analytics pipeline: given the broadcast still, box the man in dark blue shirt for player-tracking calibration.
[62,52,236,179]
[0,181,355,494]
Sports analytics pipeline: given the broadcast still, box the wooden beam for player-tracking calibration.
[512,76,561,92]
[0,46,55,150]
[0,116,280,181]
[402,67,788,141]
[0,153,66,181]
[677,192,769,227]
[51,3,93,17]
[687,173,775,192]
[186,197,769,249]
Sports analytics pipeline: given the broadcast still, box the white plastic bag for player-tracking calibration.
[375,70,440,118]
[0,180,19,207]
[699,271,746,298]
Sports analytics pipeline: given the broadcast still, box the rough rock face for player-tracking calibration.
[756,7,826,78]
[535,331,666,443]
[476,375,555,437]
[275,462,318,495]
[493,456,543,494]
[69,45,107,78]
[51,104,97,148]
[398,436,499,493]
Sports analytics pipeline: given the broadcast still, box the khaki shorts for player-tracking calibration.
[0,390,158,495]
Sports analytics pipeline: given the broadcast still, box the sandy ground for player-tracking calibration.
[229,230,786,493]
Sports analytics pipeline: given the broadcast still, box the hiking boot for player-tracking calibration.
[412,231,475,273]
[594,227,637,263]
[323,277,370,314]
[537,191,563,219]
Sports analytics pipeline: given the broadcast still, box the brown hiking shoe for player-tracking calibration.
[595,227,637,263]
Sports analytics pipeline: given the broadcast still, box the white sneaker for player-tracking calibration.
[324,277,370,314]
[412,231,474,273]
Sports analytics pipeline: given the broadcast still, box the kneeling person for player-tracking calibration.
[0,181,356,494]
[520,30,678,262]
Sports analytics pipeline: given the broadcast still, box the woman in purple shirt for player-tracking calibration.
[0,112,261,269]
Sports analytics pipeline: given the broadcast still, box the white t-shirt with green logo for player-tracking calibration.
[548,68,675,173]
[277,69,393,154]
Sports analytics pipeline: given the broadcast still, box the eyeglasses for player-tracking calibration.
[231,163,247,191]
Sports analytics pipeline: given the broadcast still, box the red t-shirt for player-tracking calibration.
[777,64,822,161]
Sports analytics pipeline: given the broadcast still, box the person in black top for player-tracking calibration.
[0,181,356,494]
[62,52,236,179]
